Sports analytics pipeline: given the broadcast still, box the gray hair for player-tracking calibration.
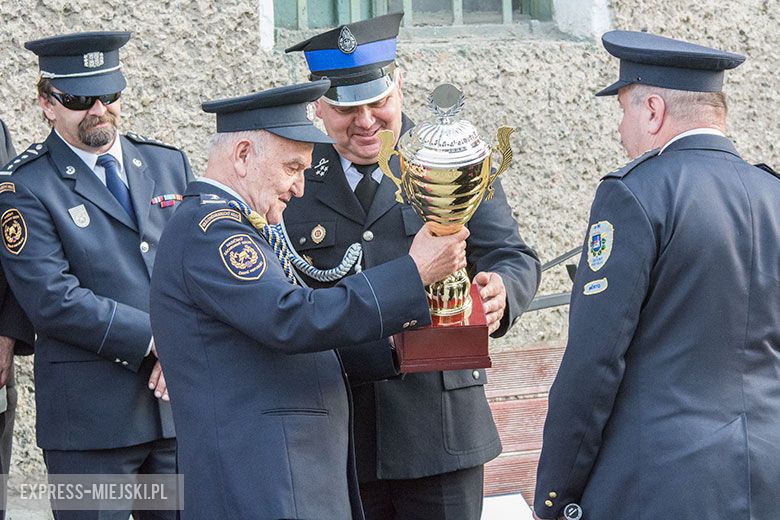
[629,84,728,125]
[206,130,269,157]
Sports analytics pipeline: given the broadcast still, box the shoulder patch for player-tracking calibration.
[587,220,613,272]
[124,132,179,151]
[199,208,242,233]
[220,234,267,281]
[2,208,27,255]
[0,144,48,176]
[601,148,660,180]
[0,182,14,194]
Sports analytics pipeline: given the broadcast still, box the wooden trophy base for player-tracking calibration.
[393,284,491,373]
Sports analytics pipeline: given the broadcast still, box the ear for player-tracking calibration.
[38,94,56,123]
[233,139,253,178]
[314,99,323,119]
[645,94,667,135]
[395,69,404,102]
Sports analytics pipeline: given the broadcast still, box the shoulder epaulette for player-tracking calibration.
[199,193,228,205]
[755,163,780,180]
[125,131,179,151]
[601,148,660,180]
[0,143,48,176]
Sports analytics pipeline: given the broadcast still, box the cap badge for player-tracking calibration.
[338,26,357,54]
[83,52,105,69]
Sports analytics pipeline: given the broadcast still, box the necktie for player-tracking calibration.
[96,154,137,225]
[228,200,298,285]
[354,163,379,213]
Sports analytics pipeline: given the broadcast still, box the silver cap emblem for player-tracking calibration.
[338,26,357,54]
[83,52,105,68]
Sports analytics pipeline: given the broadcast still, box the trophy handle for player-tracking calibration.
[376,129,404,203]
[486,126,515,200]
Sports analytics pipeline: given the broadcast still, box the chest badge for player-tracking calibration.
[587,220,613,272]
[311,224,327,244]
[68,204,91,228]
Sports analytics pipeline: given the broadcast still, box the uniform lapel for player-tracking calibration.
[121,136,155,234]
[365,114,414,227]
[47,131,138,231]
[308,144,366,225]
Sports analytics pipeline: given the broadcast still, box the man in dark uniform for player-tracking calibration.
[149,80,469,519]
[285,13,541,520]
[0,119,34,520]
[534,31,779,520]
[0,32,192,519]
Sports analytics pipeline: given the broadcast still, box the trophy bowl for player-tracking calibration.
[378,84,515,326]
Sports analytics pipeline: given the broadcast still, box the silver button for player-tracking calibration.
[299,237,306,245]
[472,370,480,380]
[140,241,150,253]
[362,230,374,241]
[402,321,411,328]
[114,358,120,363]
[409,320,417,327]
[121,361,128,367]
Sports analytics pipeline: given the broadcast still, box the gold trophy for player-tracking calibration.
[377,84,514,372]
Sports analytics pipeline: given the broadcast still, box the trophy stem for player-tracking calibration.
[427,268,473,326]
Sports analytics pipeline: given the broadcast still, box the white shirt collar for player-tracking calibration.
[659,128,726,154]
[196,178,247,205]
[339,155,384,191]
[55,129,124,174]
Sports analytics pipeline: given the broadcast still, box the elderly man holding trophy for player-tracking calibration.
[284,12,540,520]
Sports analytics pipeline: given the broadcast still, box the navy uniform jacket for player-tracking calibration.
[0,130,191,450]
[535,134,780,519]
[149,181,432,520]
[283,115,541,480]
[0,119,33,353]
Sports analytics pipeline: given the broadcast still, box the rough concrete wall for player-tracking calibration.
[1,0,778,489]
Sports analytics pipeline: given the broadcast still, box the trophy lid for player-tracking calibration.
[398,84,491,170]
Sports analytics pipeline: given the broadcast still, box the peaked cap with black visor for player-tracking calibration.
[285,12,404,106]
[25,31,131,97]
[596,30,745,96]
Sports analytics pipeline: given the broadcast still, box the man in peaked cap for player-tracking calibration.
[286,13,540,520]
[534,30,780,520]
[0,31,193,518]
[149,80,470,519]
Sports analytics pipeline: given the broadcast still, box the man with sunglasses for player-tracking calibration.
[0,32,192,519]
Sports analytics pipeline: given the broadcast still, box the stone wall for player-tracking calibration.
[1,0,778,489]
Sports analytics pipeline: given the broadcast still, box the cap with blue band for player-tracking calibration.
[286,12,404,106]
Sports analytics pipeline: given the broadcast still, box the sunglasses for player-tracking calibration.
[49,91,122,111]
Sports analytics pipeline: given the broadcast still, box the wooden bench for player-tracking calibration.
[482,341,566,505]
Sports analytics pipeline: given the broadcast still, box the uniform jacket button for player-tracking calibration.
[472,370,480,380]
[362,230,374,241]
[402,321,411,328]
[121,361,128,367]
[140,241,150,253]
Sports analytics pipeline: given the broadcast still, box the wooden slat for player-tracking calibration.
[490,398,547,453]
[502,0,512,24]
[297,0,308,30]
[402,0,413,26]
[350,0,361,22]
[485,342,565,398]
[484,451,539,500]
[452,0,463,25]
